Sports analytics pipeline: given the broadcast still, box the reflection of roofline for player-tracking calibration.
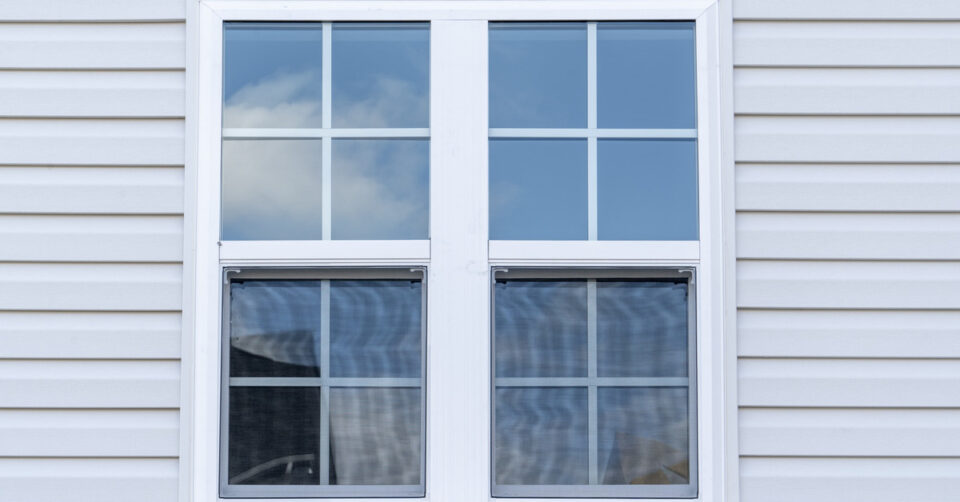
[232,330,320,367]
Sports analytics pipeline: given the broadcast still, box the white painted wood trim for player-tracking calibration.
[489,241,699,264]
[180,1,201,502]
[187,4,226,502]
[205,0,714,21]
[219,240,430,264]
[691,5,728,502]
[716,0,740,500]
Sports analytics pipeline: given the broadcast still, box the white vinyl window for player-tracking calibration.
[190,2,727,502]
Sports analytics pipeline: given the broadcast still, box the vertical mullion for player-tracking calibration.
[321,22,333,240]
[319,280,331,484]
[429,20,489,501]
[587,22,598,241]
[587,279,598,484]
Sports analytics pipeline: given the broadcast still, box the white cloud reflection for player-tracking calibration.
[221,70,429,240]
[221,138,323,240]
[333,138,428,240]
[334,76,428,128]
[223,70,323,128]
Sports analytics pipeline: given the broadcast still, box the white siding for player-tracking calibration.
[734,2,960,501]
[0,3,184,501]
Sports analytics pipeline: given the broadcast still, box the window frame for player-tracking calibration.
[186,2,734,502]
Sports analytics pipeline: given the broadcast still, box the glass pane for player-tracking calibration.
[495,280,587,377]
[495,387,588,485]
[489,139,588,240]
[597,139,698,240]
[221,139,323,240]
[598,388,689,485]
[489,23,587,128]
[330,280,421,378]
[597,281,688,377]
[229,280,323,377]
[331,139,428,240]
[332,23,429,128]
[223,23,323,128]
[329,387,421,485]
[597,22,696,129]
[228,386,322,485]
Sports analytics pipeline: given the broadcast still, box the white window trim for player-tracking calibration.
[180,1,738,502]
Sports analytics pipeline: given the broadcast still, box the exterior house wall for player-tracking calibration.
[0,1,186,501]
[733,1,960,500]
[0,0,958,500]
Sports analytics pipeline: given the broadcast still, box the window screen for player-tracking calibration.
[221,269,426,498]
[492,269,697,498]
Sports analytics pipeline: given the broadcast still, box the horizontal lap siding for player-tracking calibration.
[734,4,960,501]
[0,6,184,502]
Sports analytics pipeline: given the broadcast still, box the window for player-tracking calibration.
[218,21,430,498]
[191,2,727,501]
[487,21,699,498]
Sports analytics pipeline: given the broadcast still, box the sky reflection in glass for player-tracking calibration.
[332,139,429,240]
[598,139,698,240]
[490,23,587,128]
[332,23,429,128]
[597,22,696,128]
[221,140,323,241]
[223,23,323,128]
[490,139,588,240]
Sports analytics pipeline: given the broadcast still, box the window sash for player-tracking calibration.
[219,267,428,498]
[490,268,698,498]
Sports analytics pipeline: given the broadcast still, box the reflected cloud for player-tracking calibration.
[334,76,428,128]
[224,69,323,128]
[222,66,429,240]
[221,139,323,240]
[333,139,428,240]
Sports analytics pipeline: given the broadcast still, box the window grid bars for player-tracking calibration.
[321,21,333,241]
[230,377,423,387]
[587,22,598,241]
[318,280,331,484]
[586,279,598,483]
